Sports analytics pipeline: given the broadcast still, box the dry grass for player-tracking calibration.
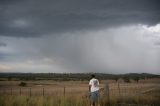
[0,78,160,106]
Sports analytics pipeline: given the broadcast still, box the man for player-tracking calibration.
[89,74,100,106]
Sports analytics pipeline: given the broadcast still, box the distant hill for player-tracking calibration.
[0,72,159,81]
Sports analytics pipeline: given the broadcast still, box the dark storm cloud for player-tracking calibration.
[0,0,160,37]
[0,42,7,47]
[0,0,160,74]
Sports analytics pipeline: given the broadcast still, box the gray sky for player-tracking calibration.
[0,0,160,74]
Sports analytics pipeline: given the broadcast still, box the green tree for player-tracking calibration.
[114,77,119,82]
[8,77,12,81]
[19,82,27,87]
[123,77,130,83]
[133,77,140,83]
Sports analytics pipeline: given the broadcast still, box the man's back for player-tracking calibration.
[89,78,99,92]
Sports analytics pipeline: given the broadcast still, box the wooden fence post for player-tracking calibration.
[30,88,31,97]
[118,82,121,97]
[3,89,5,95]
[20,88,21,95]
[64,86,66,97]
[124,84,126,97]
[43,88,44,96]
[105,82,110,102]
[11,88,12,95]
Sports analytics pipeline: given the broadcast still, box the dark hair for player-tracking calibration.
[91,74,95,78]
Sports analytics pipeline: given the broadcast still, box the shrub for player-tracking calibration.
[133,77,140,83]
[123,77,130,83]
[19,82,27,87]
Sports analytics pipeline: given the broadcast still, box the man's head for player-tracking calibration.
[91,74,95,78]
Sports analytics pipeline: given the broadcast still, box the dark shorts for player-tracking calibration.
[91,90,100,101]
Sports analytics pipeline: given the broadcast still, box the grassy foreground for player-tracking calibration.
[0,95,160,106]
[0,96,89,106]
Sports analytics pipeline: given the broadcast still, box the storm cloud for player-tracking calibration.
[0,42,7,47]
[1,0,160,37]
[0,0,160,73]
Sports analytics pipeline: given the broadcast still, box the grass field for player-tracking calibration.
[0,78,160,106]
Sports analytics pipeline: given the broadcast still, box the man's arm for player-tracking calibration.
[89,85,91,92]
[97,79,99,86]
[89,80,92,92]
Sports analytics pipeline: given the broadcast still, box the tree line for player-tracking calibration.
[0,73,159,82]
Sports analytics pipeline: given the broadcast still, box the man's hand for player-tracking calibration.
[89,92,91,97]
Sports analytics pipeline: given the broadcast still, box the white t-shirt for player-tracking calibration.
[89,78,99,92]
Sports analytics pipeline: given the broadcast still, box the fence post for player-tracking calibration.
[20,88,21,95]
[43,88,44,96]
[11,88,12,95]
[105,82,110,102]
[3,89,5,95]
[118,82,121,97]
[30,88,31,97]
[64,86,66,97]
[124,84,126,97]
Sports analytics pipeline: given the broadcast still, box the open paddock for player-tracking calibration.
[0,78,160,106]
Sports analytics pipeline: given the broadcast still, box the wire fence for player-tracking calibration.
[0,83,158,97]
[0,87,66,97]
[0,83,159,106]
